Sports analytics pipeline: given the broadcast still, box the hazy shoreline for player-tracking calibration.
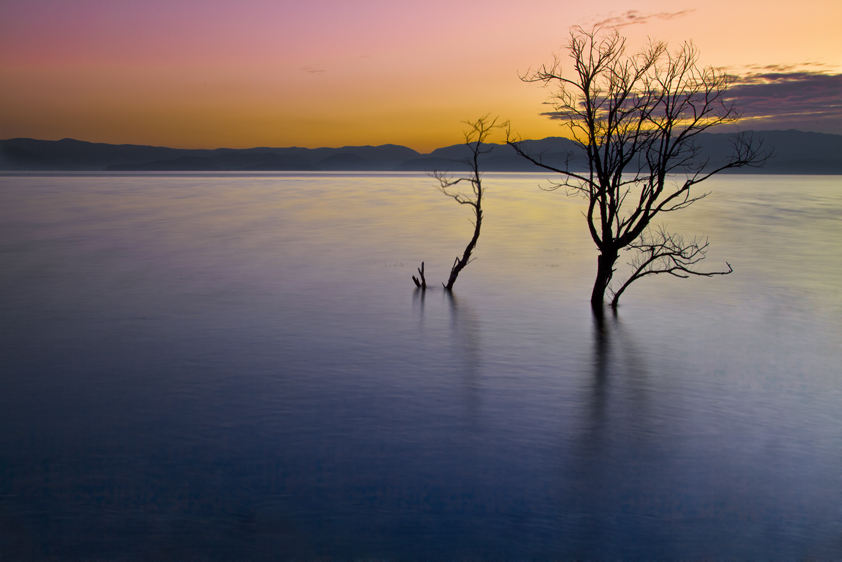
[3,130,841,174]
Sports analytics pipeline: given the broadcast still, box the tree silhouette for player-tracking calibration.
[508,26,768,309]
[433,116,504,291]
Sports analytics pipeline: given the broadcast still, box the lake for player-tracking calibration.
[1,172,840,560]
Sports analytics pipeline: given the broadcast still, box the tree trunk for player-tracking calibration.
[444,208,482,290]
[590,248,617,309]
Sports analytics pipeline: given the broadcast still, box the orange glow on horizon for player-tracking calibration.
[1,0,840,151]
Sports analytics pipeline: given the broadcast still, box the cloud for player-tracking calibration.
[538,70,841,134]
[738,62,836,74]
[592,9,694,29]
[301,65,326,74]
[723,71,842,132]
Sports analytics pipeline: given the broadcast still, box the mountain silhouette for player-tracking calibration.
[1,131,840,174]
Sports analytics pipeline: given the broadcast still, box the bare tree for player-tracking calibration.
[508,26,767,309]
[432,115,503,291]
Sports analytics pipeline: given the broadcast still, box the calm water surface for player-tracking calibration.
[1,172,841,560]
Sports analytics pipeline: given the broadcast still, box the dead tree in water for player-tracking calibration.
[433,116,503,291]
[508,26,767,309]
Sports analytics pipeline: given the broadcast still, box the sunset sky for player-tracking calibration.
[1,0,840,152]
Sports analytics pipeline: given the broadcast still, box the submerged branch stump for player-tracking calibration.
[412,262,427,289]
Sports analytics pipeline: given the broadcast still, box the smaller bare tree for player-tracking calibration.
[431,115,504,291]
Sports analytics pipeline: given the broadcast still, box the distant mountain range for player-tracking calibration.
[2,130,840,174]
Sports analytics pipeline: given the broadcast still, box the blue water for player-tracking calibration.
[1,172,841,560]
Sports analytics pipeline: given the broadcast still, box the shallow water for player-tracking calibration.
[1,172,841,560]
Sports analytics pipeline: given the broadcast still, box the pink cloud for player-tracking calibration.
[591,9,695,28]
